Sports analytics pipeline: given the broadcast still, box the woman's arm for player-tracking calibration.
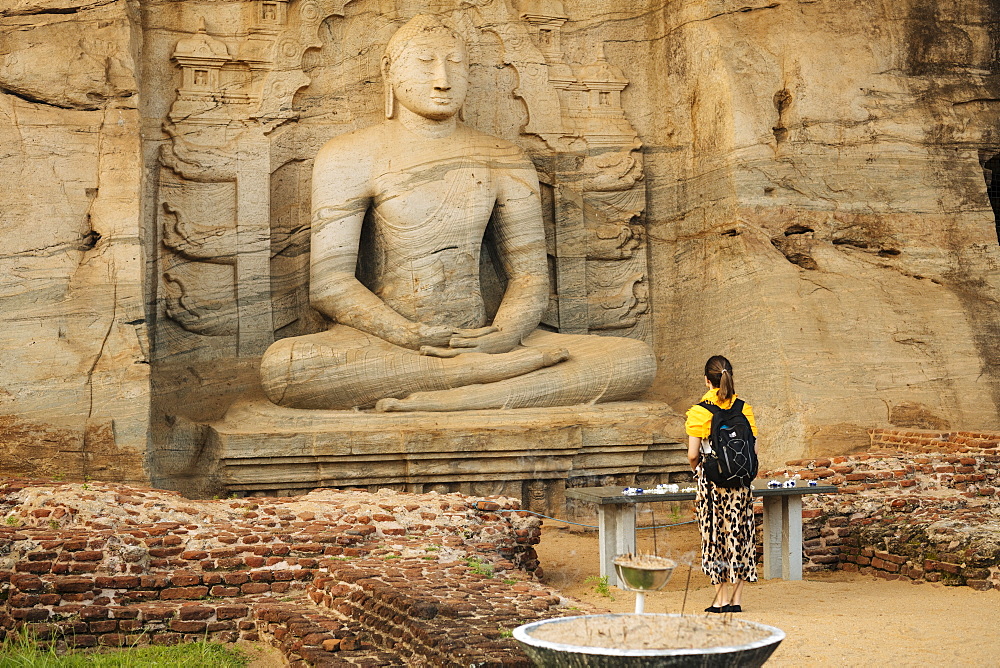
[687,435,702,471]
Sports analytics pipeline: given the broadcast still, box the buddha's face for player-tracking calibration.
[386,30,469,121]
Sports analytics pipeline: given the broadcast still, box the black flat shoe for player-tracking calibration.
[704,606,723,613]
[722,604,742,613]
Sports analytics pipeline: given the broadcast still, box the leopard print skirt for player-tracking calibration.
[695,465,758,585]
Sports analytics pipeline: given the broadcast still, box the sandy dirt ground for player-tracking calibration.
[240,640,289,667]
[534,505,1000,667]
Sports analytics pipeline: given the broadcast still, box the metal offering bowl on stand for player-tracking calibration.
[612,554,676,613]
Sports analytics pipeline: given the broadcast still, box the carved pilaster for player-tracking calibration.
[155,1,358,359]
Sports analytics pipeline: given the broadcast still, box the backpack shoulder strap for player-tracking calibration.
[700,399,745,414]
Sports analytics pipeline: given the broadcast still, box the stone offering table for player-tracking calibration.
[565,481,837,586]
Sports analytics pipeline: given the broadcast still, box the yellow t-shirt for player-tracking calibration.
[684,388,757,439]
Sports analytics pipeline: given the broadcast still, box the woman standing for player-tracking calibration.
[685,355,758,613]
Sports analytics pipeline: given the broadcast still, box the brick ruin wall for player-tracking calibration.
[2,428,998,664]
[0,483,600,666]
[762,429,1000,591]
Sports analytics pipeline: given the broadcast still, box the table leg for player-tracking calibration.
[761,496,783,579]
[597,503,636,588]
[762,495,804,580]
[782,495,803,580]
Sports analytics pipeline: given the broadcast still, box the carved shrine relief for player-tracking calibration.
[508,0,651,341]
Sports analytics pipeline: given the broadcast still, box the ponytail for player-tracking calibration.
[718,367,735,402]
[704,355,735,402]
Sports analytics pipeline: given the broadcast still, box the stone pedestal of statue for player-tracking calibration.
[203,398,687,517]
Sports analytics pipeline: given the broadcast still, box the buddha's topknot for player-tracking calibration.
[384,14,464,66]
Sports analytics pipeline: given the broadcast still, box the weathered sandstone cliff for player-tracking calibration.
[0,0,148,482]
[1,0,999,486]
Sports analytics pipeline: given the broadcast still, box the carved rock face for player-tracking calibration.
[386,30,469,121]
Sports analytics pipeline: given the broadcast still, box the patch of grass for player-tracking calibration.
[423,546,440,552]
[0,631,248,667]
[463,557,495,578]
[497,620,525,639]
[5,515,21,527]
[383,554,400,560]
[502,578,518,585]
[584,575,615,601]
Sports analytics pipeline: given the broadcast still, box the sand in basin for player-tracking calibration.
[529,614,771,651]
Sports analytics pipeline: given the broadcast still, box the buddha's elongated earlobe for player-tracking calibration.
[381,55,394,119]
[385,84,395,119]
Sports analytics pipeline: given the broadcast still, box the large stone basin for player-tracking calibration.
[513,613,784,667]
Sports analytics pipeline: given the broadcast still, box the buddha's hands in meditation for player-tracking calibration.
[405,322,459,349]
[418,326,519,357]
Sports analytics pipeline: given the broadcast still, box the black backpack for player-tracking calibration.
[698,398,758,488]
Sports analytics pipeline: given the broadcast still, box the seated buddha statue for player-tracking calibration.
[259,15,656,412]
